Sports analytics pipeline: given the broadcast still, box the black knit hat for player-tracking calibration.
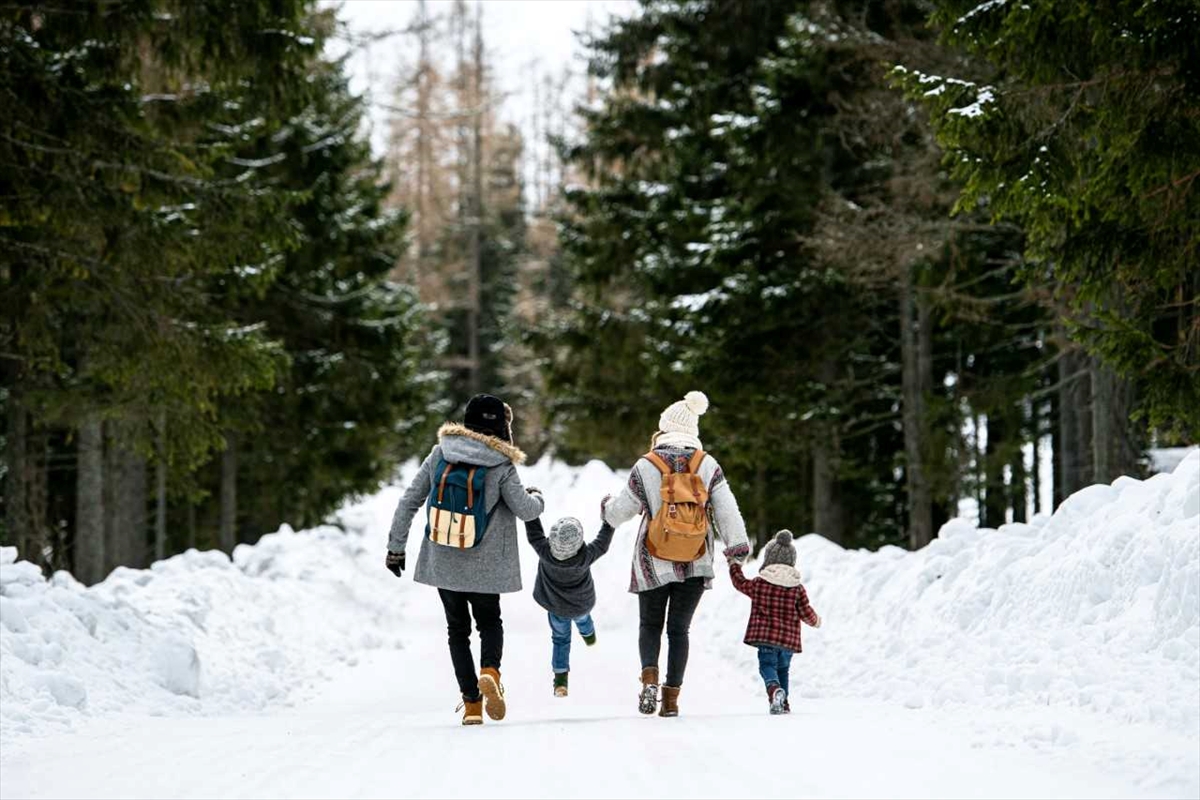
[464,394,511,442]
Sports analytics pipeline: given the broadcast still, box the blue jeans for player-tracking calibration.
[548,612,595,673]
[757,645,793,694]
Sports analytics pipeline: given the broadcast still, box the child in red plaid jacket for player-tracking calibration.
[728,530,821,714]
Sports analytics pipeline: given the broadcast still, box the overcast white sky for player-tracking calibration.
[324,0,636,157]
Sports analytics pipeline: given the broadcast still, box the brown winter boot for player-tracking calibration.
[659,685,681,717]
[459,695,483,726]
[478,667,506,721]
[638,667,659,715]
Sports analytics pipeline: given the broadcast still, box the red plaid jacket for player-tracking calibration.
[730,562,821,653]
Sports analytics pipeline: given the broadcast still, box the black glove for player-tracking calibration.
[385,551,405,578]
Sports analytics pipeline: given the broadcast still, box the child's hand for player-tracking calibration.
[600,494,613,518]
[525,485,543,498]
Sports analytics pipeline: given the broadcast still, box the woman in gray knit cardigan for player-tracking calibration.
[602,390,751,717]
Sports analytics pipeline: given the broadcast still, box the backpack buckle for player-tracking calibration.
[667,503,678,517]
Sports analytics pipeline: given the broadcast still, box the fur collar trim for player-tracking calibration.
[759,563,802,588]
[438,422,527,465]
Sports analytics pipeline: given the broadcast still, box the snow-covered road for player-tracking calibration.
[0,571,1180,800]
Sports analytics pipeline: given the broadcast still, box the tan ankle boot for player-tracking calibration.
[478,667,506,721]
[659,685,680,717]
[638,666,659,715]
[459,696,483,726]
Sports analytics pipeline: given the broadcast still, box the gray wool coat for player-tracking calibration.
[388,423,544,594]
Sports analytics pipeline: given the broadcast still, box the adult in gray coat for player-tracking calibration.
[386,394,544,725]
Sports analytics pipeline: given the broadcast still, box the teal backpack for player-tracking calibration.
[425,457,491,548]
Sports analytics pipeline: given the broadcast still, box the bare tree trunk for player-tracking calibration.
[1075,358,1094,487]
[813,356,845,545]
[126,454,147,568]
[414,0,432,273]
[1030,400,1042,517]
[154,411,167,562]
[466,1,484,395]
[219,431,238,553]
[754,460,766,546]
[1011,432,1027,524]
[983,413,1008,528]
[1091,360,1113,484]
[5,390,30,557]
[1051,384,1063,509]
[900,271,932,549]
[1057,347,1080,501]
[1113,371,1142,477]
[812,445,844,545]
[29,430,49,566]
[104,425,147,569]
[1090,362,1142,483]
[186,501,196,551]
[75,414,106,584]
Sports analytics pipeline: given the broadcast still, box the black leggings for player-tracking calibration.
[438,589,502,701]
[638,577,705,688]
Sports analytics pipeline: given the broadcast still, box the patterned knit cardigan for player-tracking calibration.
[603,445,751,593]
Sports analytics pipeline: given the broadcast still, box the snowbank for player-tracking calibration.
[0,511,407,748]
[698,448,1200,735]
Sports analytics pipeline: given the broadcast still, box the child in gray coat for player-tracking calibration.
[524,500,614,697]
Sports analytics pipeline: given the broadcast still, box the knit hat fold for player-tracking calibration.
[762,530,797,568]
[549,517,585,561]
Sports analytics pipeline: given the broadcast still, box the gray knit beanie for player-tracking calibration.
[549,517,585,561]
[762,530,797,568]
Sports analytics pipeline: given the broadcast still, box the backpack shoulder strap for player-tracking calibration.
[687,449,706,474]
[436,459,453,503]
[643,451,671,476]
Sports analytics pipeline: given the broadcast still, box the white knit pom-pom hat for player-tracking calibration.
[658,390,709,442]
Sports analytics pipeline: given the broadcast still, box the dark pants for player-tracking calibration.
[438,589,502,701]
[638,577,705,688]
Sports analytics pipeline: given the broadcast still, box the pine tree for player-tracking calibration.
[900,0,1200,441]
[546,0,1058,549]
[207,27,440,541]
[0,0,314,573]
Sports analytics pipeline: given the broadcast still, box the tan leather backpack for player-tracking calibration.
[644,449,709,563]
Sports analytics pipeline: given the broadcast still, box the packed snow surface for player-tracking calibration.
[2,449,1197,799]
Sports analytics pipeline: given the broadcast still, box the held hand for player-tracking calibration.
[525,485,543,498]
[600,493,613,519]
[385,551,406,578]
